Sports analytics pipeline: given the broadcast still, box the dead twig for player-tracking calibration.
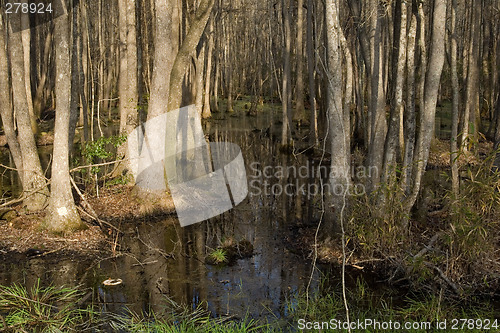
[414,232,443,260]
[424,261,461,295]
[69,159,129,173]
[70,175,122,233]
[30,246,68,258]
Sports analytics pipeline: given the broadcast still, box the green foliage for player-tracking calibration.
[208,248,228,264]
[0,280,95,332]
[82,135,126,174]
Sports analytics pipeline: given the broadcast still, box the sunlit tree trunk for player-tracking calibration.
[8,14,49,211]
[116,0,138,174]
[401,10,417,192]
[460,4,480,150]
[382,0,407,184]
[148,0,177,119]
[0,14,23,184]
[46,1,84,232]
[167,0,214,112]
[325,0,351,233]
[21,14,38,134]
[202,16,214,119]
[195,46,205,116]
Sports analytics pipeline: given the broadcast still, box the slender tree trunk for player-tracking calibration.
[195,46,205,116]
[325,0,351,234]
[382,0,407,184]
[148,0,177,119]
[450,0,460,196]
[21,14,38,134]
[69,3,80,151]
[8,15,49,211]
[307,0,318,146]
[367,0,387,190]
[281,0,292,145]
[202,16,214,119]
[46,1,84,232]
[405,0,447,212]
[0,14,23,184]
[167,0,214,112]
[401,10,417,192]
[293,0,307,124]
[460,3,480,150]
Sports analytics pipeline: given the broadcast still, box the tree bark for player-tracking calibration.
[401,10,417,193]
[325,0,351,233]
[281,0,292,145]
[293,0,307,124]
[307,0,318,146]
[8,14,49,211]
[366,0,387,190]
[167,0,214,112]
[405,0,447,212]
[382,0,407,184]
[0,13,23,184]
[46,0,84,232]
[450,0,460,196]
[202,16,214,119]
[148,0,177,119]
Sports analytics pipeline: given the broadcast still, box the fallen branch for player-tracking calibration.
[424,261,461,295]
[414,232,443,260]
[70,175,122,233]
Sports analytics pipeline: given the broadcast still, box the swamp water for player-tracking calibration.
[0,105,334,323]
[1,103,490,329]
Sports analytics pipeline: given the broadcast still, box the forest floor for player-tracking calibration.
[0,184,176,264]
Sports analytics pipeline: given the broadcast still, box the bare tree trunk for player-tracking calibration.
[307,0,318,146]
[0,14,23,184]
[367,0,387,190]
[21,14,38,134]
[167,0,214,112]
[148,0,177,119]
[195,46,205,115]
[382,0,407,184]
[281,0,292,145]
[450,0,460,196]
[405,0,447,212]
[325,0,351,233]
[460,3,480,150]
[401,10,417,192]
[8,15,49,211]
[117,0,138,173]
[293,0,307,124]
[46,1,84,232]
[202,16,214,119]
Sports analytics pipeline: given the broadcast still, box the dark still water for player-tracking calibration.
[0,105,330,321]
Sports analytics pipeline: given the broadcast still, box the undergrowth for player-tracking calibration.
[346,146,500,296]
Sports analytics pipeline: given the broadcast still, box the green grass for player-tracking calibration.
[208,248,228,264]
[0,279,96,332]
[0,280,497,332]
